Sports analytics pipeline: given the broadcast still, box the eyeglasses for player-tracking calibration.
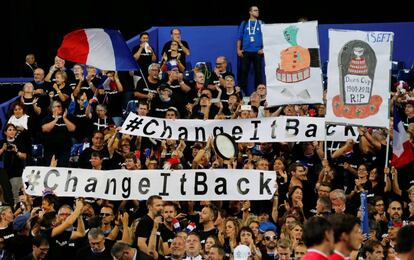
[264,236,277,241]
[100,213,112,217]
[216,62,224,65]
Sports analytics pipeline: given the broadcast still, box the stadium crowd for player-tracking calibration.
[1,5,414,260]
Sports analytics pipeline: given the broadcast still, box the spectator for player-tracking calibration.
[276,238,292,260]
[134,63,160,102]
[50,71,72,108]
[133,32,157,78]
[0,123,28,204]
[294,242,307,260]
[315,196,332,217]
[220,217,240,256]
[161,28,190,66]
[86,104,115,131]
[76,227,114,260]
[73,65,100,100]
[94,71,123,126]
[330,189,347,214]
[161,42,186,73]
[387,200,404,223]
[41,100,76,167]
[135,195,163,258]
[45,56,75,85]
[260,229,278,260]
[207,245,225,260]
[237,226,261,259]
[302,216,334,260]
[203,235,220,258]
[111,241,138,260]
[184,232,203,260]
[198,205,219,244]
[21,53,38,77]
[169,236,186,260]
[208,56,235,89]
[21,233,50,260]
[237,6,264,92]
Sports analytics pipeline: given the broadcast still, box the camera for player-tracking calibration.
[6,144,13,151]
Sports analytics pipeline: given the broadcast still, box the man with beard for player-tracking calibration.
[328,214,363,260]
[260,229,278,259]
[160,202,179,256]
[387,200,404,224]
[197,205,219,244]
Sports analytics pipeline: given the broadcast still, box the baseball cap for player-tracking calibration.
[13,213,30,231]
[259,221,278,233]
[233,245,251,260]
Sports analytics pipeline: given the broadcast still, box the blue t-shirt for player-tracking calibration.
[238,19,263,52]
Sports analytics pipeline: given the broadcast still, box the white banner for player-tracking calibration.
[262,21,324,106]
[326,30,392,128]
[121,114,358,142]
[23,167,277,201]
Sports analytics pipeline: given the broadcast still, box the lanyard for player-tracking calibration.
[248,20,258,35]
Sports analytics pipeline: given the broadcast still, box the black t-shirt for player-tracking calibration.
[0,137,27,178]
[78,147,110,169]
[41,114,74,150]
[51,84,72,108]
[162,40,190,65]
[5,233,32,259]
[159,224,176,247]
[76,239,115,260]
[53,230,78,260]
[197,227,218,245]
[135,214,160,252]
[105,91,123,118]
[132,45,154,77]
[91,115,115,131]
[135,78,160,99]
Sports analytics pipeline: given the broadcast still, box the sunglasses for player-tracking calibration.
[264,236,277,241]
[100,213,112,217]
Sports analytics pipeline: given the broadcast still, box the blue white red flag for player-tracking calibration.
[57,28,138,71]
[391,106,414,168]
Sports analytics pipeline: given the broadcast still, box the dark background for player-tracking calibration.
[1,0,413,77]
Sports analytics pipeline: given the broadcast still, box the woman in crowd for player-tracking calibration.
[161,41,185,72]
[0,124,28,205]
[220,217,241,257]
[41,100,76,167]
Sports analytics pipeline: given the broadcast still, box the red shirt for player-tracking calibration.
[303,249,329,260]
[328,251,350,260]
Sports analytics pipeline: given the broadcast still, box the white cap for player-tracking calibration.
[233,245,251,260]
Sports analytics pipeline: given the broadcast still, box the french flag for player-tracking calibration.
[391,105,414,169]
[57,28,138,71]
